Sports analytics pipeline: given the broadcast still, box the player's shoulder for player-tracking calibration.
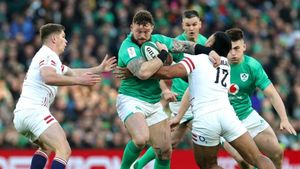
[35,46,54,58]
[175,33,185,40]
[118,36,139,56]
[151,34,171,42]
[244,55,262,67]
[183,53,209,66]
[119,35,134,48]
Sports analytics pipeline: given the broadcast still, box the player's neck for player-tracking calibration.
[44,43,60,56]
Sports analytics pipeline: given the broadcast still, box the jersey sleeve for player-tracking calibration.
[118,45,143,66]
[252,59,271,90]
[179,54,202,74]
[39,55,59,70]
[61,65,69,75]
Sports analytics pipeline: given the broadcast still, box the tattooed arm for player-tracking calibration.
[170,39,197,54]
[127,57,163,80]
[171,39,221,68]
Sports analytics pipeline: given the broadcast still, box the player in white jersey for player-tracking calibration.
[155,32,275,169]
[13,23,116,169]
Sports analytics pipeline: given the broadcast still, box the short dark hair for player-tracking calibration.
[132,10,154,26]
[211,31,232,57]
[225,28,244,41]
[183,10,200,19]
[40,23,65,43]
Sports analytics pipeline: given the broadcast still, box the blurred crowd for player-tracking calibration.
[0,0,300,150]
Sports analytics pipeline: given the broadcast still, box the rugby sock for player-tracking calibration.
[135,147,156,169]
[121,140,143,169]
[30,150,48,169]
[50,157,67,169]
[154,158,170,169]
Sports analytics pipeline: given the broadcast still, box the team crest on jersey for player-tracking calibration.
[229,83,239,95]
[127,47,136,58]
[240,73,249,82]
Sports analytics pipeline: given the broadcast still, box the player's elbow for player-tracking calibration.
[136,70,152,80]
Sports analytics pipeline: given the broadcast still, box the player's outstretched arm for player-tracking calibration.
[66,54,117,76]
[41,67,101,86]
[263,84,297,135]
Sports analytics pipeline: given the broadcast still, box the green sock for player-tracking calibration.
[135,147,156,169]
[154,158,170,169]
[121,140,143,169]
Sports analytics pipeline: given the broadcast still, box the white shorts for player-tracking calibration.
[13,106,57,142]
[192,106,247,146]
[116,94,168,126]
[241,110,270,138]
[169,101,193,124]
[219,110,270,145]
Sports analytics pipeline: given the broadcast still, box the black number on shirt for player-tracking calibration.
[214,67,228,87]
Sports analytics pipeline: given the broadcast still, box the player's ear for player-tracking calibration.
[243,42,246,52]
[50,34,56,43]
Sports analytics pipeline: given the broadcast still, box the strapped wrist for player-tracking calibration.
[194,44,212,55]
[157,50,168,62]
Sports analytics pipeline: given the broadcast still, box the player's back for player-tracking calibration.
[181,54,231,114]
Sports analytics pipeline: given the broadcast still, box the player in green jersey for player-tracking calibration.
[130,10,208,169]
[221,28,297,169]
[116,10,220,169]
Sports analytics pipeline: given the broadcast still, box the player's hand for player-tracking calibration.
[169,116,180,131]
[78,72,101,86]
[156,42,168,52]
[280,119,297,136]
[113,66,133,79]
[162,90,178,102]
[98,54,117,73]
[208,50,221,68]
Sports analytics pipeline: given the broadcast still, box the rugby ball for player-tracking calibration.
[141,41,160,61]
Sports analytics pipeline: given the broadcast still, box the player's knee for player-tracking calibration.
[64,144,72,157]
[133,135,148,148]
[56,141,72,158]
[269,146,283,161]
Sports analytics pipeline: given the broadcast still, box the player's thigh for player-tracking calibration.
[193,142,219,168]
[13,107,58,142]
[242,110,269,138]
[171,121,190,146]
[149,119,171,149]
[125,112,149,141]
[229,132,261,164]
[254,127,281,156]
[38,122,69,151]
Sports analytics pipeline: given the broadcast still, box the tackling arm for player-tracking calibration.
[152,63,188,79]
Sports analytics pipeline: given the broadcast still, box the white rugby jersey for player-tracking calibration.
[179,54,232,114]
[15,45,68,110]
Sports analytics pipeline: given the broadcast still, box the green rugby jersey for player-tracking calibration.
[228,55,271,120]
[171,33,207,101]
[118,33,182,103]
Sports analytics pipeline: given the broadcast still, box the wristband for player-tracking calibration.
[194,44,212,55]
[157,50,168,62]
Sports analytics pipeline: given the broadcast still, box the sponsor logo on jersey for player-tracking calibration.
[229,83,239,95]
[240,73,249,82]
[127,47,136,58]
